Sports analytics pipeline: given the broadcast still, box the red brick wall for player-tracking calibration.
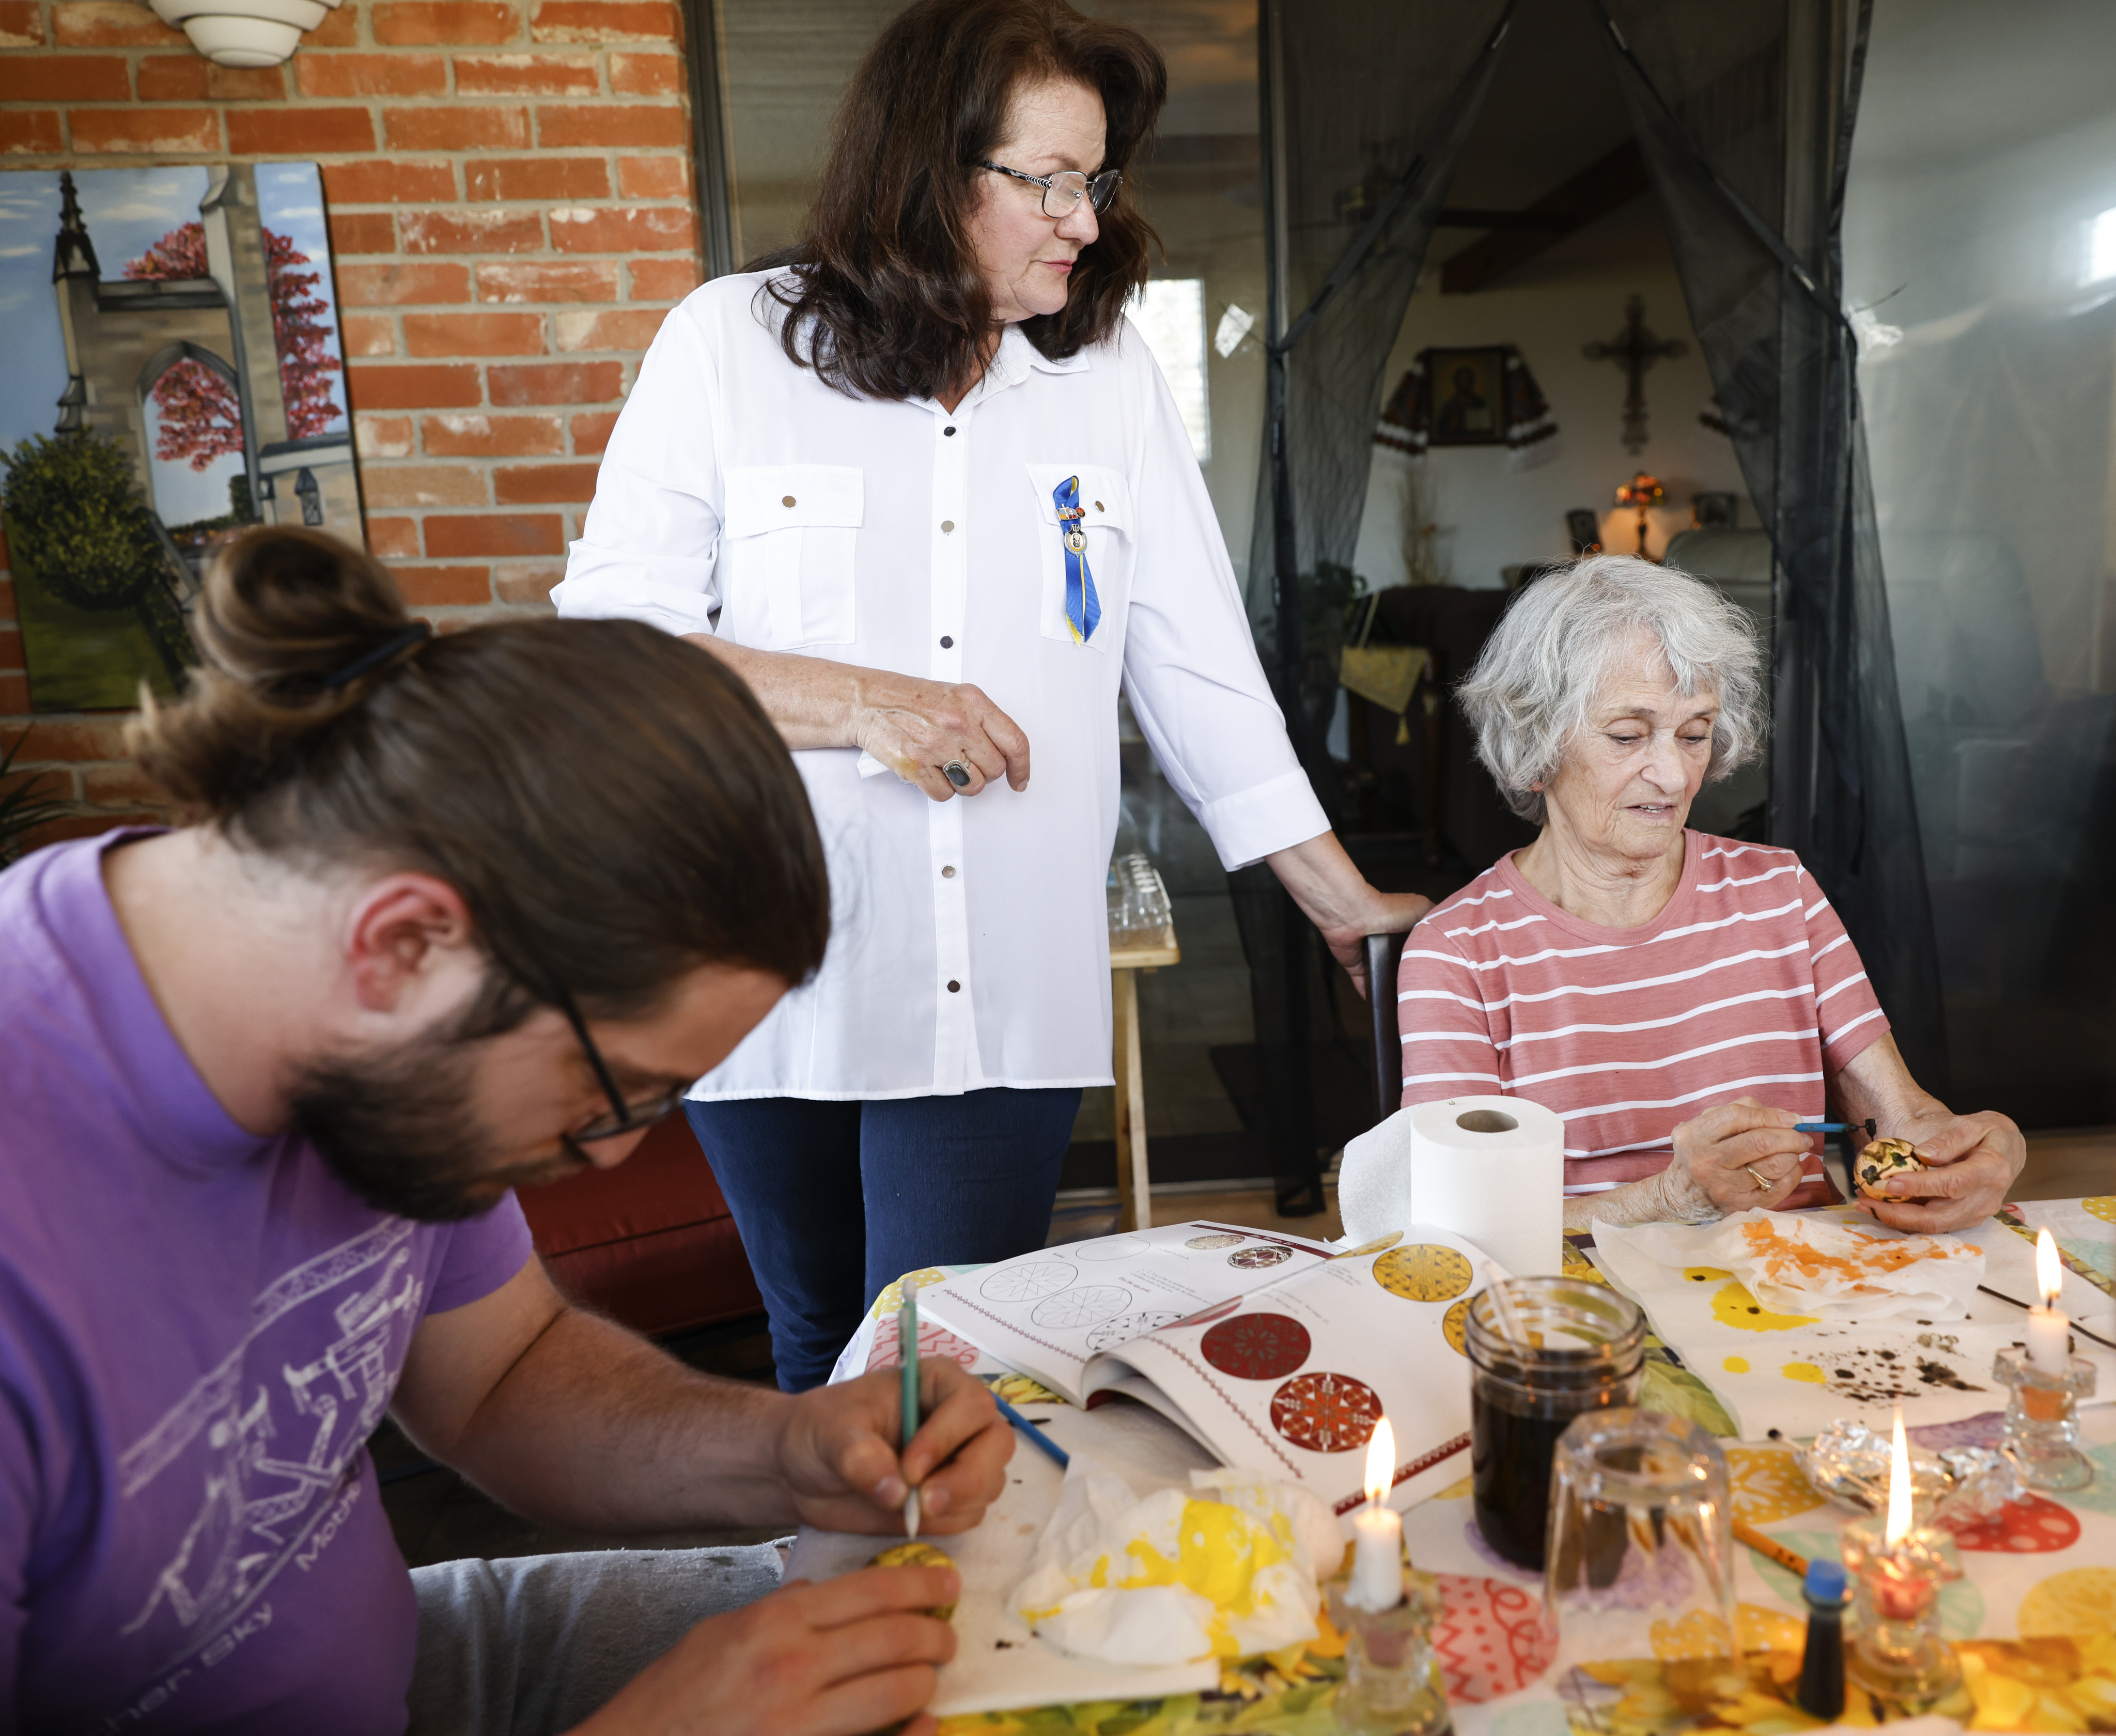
[0,0,700,841]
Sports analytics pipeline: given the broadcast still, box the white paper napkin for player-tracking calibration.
[1593,1208,1984,1321]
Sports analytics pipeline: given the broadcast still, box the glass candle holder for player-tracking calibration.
[1993,1344,2097,1492]
[1325,1569,1454,1736]
[1839,1515,1962,1711]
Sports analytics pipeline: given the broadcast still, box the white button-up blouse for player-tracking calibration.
[554,271,1328,1100]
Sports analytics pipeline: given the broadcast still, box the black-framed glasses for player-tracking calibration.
[977,160,1122,217]
[548,981,689,1147]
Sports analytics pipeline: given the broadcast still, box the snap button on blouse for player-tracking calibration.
[941,866,956,879]
[939,634,953,648]
[946,979,961,993]
[781,495,796,508]
[941,520,956,533]
[944,426,957,436]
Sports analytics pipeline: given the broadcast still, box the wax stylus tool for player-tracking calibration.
[1793,1119,1877,1136]
[991,1393,1071,1469]
[898,1279,922,1538]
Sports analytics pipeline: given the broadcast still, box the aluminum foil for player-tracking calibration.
[1795,1418,2022,1525]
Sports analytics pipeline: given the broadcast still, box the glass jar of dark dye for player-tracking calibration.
[1465,1277,1645,1571]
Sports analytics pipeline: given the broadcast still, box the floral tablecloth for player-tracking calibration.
[846,1202,2116,1733]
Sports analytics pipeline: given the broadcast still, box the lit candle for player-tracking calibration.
[2027,1228,2071,1373]
[1884,1404,1912,1549]
[1348,1416,1404,1612]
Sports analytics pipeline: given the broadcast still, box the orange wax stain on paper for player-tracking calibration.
[1781,1362,1827,1384]
[1734,1216,1977,1293]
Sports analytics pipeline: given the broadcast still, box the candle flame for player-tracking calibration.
[2037,1227,2062,1308]
[1885,1404,1912,1546]
[1365,1415,1396,1507]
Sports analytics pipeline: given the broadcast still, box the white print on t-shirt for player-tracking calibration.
[113,1216,426,1677]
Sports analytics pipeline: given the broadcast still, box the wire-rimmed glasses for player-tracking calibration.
[548,980,689,1149]
[977,159,1122,217]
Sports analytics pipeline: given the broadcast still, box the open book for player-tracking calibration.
[917,1220,1498,1513]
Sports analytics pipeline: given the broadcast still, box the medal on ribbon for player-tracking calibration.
[1052,474,1101,645]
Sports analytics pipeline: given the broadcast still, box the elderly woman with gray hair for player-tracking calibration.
[1387,555,2022,1233]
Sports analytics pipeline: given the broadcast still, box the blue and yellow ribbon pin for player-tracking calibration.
[1052,475,1101,644]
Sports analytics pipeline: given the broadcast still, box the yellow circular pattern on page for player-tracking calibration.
[1725,1446,1823,1525]
[2084,1197,2115,1225]
[1711,1279,1819,1333]
[2018,1568,2116,1639]
[1373,1244,1474,1303]
[1442,1295,1473,1356]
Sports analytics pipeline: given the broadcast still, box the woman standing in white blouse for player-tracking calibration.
[555,0,1427,1390]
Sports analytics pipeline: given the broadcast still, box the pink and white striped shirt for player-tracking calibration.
[1396,833,1889,1207]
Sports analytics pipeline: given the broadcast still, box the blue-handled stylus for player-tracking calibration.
[1794,1118,1876,1135]
[992,1393,1071,1469]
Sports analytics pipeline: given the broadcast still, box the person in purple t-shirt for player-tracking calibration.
[0,527,1013,1736]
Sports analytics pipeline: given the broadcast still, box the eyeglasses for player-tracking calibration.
[548,981,689,1148]
[977,160,1123,218]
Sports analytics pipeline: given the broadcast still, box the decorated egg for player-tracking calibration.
[868,1541,958,1621]
[1854,1137,1926,1198]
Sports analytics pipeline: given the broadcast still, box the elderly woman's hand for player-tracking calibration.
[1853,1109,2026,1234]
[1667,1097,1817,1218]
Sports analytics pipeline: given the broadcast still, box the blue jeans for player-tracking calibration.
[687,1088,1082,1391]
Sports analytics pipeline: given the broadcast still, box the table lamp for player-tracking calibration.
[1614,472,1665,558]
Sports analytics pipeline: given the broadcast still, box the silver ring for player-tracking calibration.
[942,760,973,788]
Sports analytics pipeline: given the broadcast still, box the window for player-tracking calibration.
[1129,277,1210,461]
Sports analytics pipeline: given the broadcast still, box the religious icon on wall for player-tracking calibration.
[1425,346,1507,447]
[1375,345,1557,463]
[0,163,362,711]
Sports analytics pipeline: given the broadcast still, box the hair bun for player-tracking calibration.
[130,526,416,813]
[197,525,411,695]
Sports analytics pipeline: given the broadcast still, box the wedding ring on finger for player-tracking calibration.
[942,759,973,788]
[1745,1164,1776,1192]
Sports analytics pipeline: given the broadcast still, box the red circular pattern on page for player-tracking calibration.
[1431,1573,1557,1704]
[1268,1371,1381,1453]
[1200,1312,1312,1381]
[1230,1245,1294,1270]
[1943,1494,2081,1554]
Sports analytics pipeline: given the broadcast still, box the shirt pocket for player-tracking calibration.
[1024,463,1132,654]
[719,465,863,648]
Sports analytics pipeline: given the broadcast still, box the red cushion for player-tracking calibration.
[517,1115,763,1336]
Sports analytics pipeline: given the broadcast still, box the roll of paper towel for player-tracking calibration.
[1407,1096,1566,1279]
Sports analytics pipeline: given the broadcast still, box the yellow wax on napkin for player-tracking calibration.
[1012,1464,1341,1666]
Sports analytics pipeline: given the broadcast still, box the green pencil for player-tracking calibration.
[898,1279,921,1538]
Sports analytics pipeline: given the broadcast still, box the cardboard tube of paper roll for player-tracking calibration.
[1407,1096,1566,1278]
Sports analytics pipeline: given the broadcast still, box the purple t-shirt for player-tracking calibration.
[0,833,534,1734]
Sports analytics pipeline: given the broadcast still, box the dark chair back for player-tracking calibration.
[1363,930,1412,1126]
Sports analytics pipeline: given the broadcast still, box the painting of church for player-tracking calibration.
[0,163,361,710]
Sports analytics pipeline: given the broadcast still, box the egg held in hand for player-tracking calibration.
[869,1540,958,1621]
[1854,1137,1927,1199]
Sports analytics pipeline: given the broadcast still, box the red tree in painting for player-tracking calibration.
[125,221,345,471]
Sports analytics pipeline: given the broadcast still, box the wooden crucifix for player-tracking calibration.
[1584,294,1686,455]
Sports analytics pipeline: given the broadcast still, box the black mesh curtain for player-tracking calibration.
[1592,0,1949,1089]
[1237,0,1514,1211]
